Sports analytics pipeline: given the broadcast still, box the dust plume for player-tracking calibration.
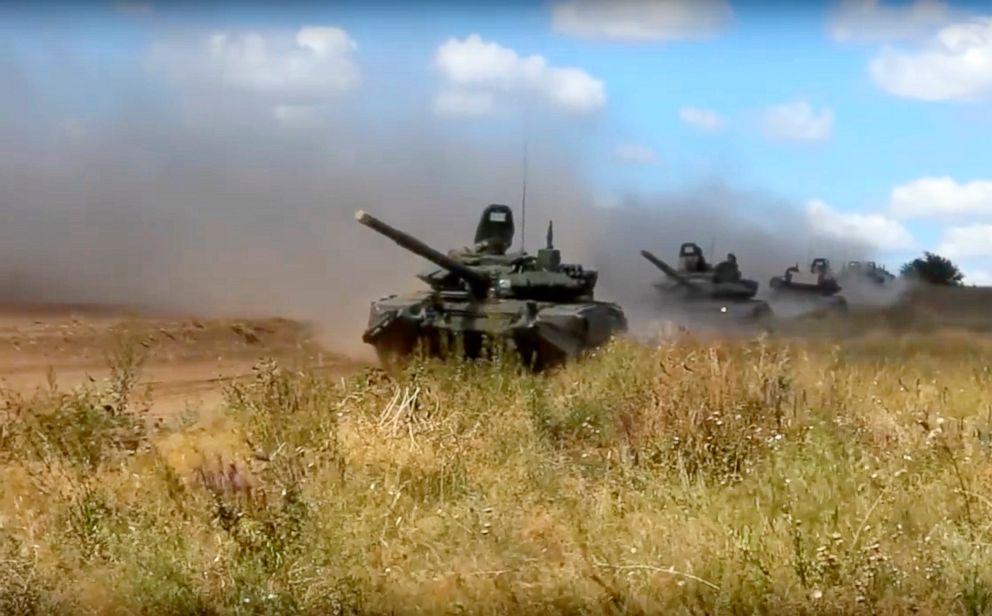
[0,43,596,356]
[561,189,892,333]
[0,23,886,356]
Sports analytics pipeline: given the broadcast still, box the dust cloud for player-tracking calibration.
[0,29,885,356]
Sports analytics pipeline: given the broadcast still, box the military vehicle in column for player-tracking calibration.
[839,261,896,287]
[355,204,628,371]
[768,258,849,314]
[640,242,773,327]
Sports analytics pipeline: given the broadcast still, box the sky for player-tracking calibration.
[2,0,992,293]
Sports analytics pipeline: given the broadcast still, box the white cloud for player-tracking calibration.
[963,268,992,285]
[828,0,953,43]
[433,34,605,116]
[870,18,992,101]
[678,106,724,131]
[937,224,992,258]
[551,0,732,42]
[150,26,360,105]
[806,199,916,251]
[890,177,992,220]
[761,100,834,142]
[614,143,661,166]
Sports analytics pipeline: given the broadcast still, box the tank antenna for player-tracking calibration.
[520,139,528,253]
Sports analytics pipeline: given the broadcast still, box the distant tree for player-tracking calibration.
[900,251,964,286]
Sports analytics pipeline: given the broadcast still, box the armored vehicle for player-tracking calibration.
[640,242,772,324]
[356,204,627,370]
[768,258,848,314]
[840,261,896,286]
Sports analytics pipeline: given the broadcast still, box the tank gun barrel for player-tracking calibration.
[355,210,490,295]
[641,249,694,289]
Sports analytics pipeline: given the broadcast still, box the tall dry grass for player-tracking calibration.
[2,330,992,614]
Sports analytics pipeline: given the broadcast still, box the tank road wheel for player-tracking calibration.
[751,302,775,333]
[374,346,405,374]
[374,337,415,374]
[520,340,567,373]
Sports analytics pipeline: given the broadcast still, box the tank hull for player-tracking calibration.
[769,276,842,296]
[660,298,772,321]
[651,282,772,320]
[363,291,627,370]
[766,288,848,318]
[648,293,774,336]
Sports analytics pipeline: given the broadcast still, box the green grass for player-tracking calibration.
[2,332,992,614]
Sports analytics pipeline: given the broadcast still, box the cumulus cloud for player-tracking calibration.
[551,0,732,42]
[890,176,992,220]
[761,100,834,142]
[828,0,954,43]
[678,106,724,131]
[963,268,992,285]
[149,25,360,105]
[870,18,992,101]
[937,224,992,258]
[614,143,661,165]
[806,199,916,251]
[433,35,605,116]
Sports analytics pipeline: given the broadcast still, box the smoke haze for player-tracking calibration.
[0,19,881,356]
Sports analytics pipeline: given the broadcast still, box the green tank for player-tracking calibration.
[839,260,896,286]
[356,204,627,370]
[641,242,772,324]
[768,258,848,315]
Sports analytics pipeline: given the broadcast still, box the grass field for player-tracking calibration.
[2,326,992,614]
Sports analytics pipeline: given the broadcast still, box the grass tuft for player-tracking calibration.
[1,333,992,613]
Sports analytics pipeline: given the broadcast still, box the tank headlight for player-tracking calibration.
[497,278,512,291]
[720,306,728,313]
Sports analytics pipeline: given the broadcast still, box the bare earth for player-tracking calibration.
[0,302,369,416]
[0,286,987,417]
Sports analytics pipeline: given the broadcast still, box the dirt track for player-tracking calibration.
[0,302,369,416]
[0,285,987,417]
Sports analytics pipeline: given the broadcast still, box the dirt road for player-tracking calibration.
[0,302,369,416]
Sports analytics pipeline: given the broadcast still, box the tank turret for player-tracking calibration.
[641,244,771,325]
[641,250,696,291]
[641,249,759,300]
[769,257,842,296]
[355,206,627,370]
[766,257,848,316]
[355,210,491,296]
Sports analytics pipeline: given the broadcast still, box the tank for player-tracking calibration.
[356,204,628,370]
[640,242,772,325]
[768,258,848,314]
[839,260,896,286]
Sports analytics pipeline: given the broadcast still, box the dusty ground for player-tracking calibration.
[0,285,986,417]
[0,302,369,416]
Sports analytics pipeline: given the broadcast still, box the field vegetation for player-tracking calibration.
[2,325,992,614]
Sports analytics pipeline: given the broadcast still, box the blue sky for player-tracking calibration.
[3,0,992,283]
